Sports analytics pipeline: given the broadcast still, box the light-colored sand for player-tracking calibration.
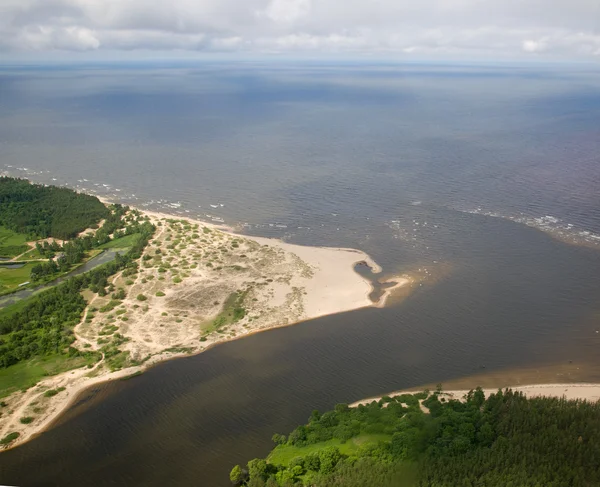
[350,383,600,408]
[247,234,381,319]
[0,207,413,449]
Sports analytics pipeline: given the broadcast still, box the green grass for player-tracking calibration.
[0,226,30,258]
[202,290,248,335]
[0,262,32,294]
[0,353,100,398]
[99,233,141,250]
[268,435,392,466]
[0,294,32,320]
[43,386,66,398]
[15,247,44,261]
[1,247,106,296]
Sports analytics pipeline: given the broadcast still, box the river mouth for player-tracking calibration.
[2,213,600,487]
[1,62,600,487]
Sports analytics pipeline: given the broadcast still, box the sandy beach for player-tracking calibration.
[350,382,600,407]
[0,206,412,449]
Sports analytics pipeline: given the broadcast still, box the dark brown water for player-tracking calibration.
[1,62,600,486]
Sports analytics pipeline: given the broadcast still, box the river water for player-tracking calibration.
[0,62,599,486]
[0,250,122,308]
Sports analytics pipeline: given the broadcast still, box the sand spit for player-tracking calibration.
[0,208,412,449]
[350,383,600,408]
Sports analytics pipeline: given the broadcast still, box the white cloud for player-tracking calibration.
[262,0,311,24]
[523,39,547,53]
[0,0,599,60]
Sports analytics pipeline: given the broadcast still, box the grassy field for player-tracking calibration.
[0,353,100,398]
[16,247,44,261]
[0,226,30,258]
[0,263,31,294]
[0,293,32,319]
[267,434,392,466]
[99,233,140,250]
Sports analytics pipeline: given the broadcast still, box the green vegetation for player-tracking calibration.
[0,184,155,392]
[99,300,122,313]
[0,226,29,258]
[19,416,34,424]
[120,370,143,381]
[0,262,32,294]
[100,333,131,371]
[268,435,391,466]
[162,346,194,354]
[99,233,141,250]
[0,224,153,368]
[15,247,43,261]
[0,177,109,239]
[0,432,19,446]
[232,389,600,486]
[43,386,66,397]
[0,353,99,398]
[203,291,247,335]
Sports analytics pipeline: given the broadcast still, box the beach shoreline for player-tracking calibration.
[0,202,412,450]
[350,382,600,407]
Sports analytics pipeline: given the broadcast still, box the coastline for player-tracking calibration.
[350,382,600,407]
[0,203,412,450]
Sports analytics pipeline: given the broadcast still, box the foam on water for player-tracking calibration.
[460,206,600,247]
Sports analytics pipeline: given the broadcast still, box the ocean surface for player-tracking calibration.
[1,61,600,486]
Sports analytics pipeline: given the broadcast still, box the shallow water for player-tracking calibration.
[0,62,599,486]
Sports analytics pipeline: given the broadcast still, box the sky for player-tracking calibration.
[1,0,600,62]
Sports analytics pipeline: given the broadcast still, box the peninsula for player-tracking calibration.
[0,178,412,449]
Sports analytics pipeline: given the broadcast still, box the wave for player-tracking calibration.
[460,207,600,247]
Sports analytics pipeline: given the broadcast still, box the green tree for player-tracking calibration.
[229,465,244,485]
[272,433,286,445]
[318,446,342,474]
[247,458,268,481]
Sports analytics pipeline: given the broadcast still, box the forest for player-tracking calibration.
[231,388,600,486]
[0,179,155,369]
[29,204,145,282]
[0,218,154,368]
[0,177,109,239]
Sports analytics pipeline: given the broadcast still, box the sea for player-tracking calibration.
[0,61,599,486]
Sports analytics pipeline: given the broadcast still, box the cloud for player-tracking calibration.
[523,39,547,53]
[261,0,311,24]
[0,0,599,60]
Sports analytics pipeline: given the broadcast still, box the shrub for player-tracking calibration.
[136,294,147,301]
[20,416,34,424]
[43,387,66,398]
[0,432,19,446]
[155,291,165,297]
